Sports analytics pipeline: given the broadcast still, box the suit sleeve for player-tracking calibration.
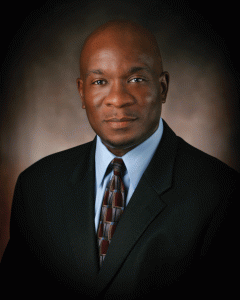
[0,173,36,295]
[197,174,239,296]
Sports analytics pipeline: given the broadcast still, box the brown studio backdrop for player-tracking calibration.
[1,0,239,260]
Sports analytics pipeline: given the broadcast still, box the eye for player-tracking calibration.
[92,80,106,85]
[129,78,144,83]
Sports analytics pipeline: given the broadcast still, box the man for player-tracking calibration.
[1,20,239,299]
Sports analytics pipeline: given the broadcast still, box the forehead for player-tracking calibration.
[80,31,159,78]
[87,48,154,73]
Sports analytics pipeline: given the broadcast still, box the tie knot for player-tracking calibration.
[111,158,125,176]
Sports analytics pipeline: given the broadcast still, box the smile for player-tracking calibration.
[105,117,137,129]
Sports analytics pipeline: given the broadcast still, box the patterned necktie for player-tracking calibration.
[97,158,126,267]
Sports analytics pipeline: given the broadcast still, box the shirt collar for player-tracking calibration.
[95,118,164,189]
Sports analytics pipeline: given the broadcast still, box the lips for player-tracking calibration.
[104,117,137,129]
[105,117,137,122]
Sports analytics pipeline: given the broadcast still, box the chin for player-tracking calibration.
[103,137,137,151]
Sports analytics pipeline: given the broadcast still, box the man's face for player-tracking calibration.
[77,32,169,156]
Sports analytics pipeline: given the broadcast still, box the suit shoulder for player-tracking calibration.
[175,136,240,188]
[20,140,94,179]
[177,136,238,172]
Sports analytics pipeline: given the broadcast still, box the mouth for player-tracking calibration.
[105,117,137,122]
[104,117,137,129]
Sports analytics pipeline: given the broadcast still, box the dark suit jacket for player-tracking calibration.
[1,120,239,299]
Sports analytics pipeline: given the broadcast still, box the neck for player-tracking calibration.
[102,143,136,157]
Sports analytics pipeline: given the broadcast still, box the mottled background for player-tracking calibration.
[0,0,239,260]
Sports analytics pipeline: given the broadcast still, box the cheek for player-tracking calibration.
[85,105,100,122]
[83,90,104,114]
[84,85,108,108]
[134,83,159,105]
[137,89,160,116]
[84,100,106,132]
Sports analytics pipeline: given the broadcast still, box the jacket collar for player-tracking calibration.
[144,119,178,197]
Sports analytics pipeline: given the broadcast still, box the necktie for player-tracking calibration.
[97,158,126,267]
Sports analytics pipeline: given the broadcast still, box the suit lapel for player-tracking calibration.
[95,120,179,293]
[65,138,100,283]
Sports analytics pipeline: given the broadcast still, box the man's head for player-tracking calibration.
[77,20,169,156]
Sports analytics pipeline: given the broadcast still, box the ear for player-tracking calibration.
[159,71,169,103]
[76,78,86,109]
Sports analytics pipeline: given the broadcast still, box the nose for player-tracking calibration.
[104,80,135,108]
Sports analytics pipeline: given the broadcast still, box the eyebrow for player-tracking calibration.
[127,66,151,75]
[85,69,104,78]
[85,66,151,78]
